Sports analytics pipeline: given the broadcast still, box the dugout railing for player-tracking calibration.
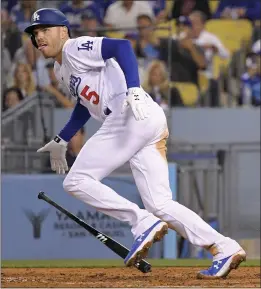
[2,92,55,146]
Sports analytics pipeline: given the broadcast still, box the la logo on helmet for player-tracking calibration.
[33,12,40,22]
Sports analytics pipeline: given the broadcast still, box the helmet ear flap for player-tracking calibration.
[31,35,38,48]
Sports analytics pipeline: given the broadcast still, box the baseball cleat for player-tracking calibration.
[197,249,246,279]
[124,220,168,267]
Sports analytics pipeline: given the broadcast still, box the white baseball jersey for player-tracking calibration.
[54,36,127,121]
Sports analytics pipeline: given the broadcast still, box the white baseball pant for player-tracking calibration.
[63,94,241,260]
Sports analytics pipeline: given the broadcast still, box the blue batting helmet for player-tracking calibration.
[24,8,71,47]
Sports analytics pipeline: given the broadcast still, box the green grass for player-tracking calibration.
[2,259,260,268]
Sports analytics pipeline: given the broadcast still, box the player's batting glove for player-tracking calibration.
[37,136,69,175]
[122,87,150,121]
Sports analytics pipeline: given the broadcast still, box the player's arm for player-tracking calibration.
[101,38,140,88]
[37,100,91,174]
[58,99,91,142]
[101,38,150,120]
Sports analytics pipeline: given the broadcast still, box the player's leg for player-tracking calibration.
[130,125,246,278]
[63,101,168,266]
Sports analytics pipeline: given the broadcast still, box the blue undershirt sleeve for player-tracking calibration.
[59,100,91,142]
[101,38,140,88]
[58,38,140,142]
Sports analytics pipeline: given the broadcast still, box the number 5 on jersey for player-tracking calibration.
[80,85,99,105]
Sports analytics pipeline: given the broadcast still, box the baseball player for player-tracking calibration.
[25,8,246,278]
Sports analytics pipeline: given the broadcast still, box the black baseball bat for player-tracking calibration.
[38,191,152,273]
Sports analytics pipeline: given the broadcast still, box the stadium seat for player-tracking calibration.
[212,56,230,79]
[105,31,125,39]
[165,0,174,15]
[198,72,209,93]
[205,19,252,53]
[209,1,220,14]
[170,82,199,106]
[154,19,176,38]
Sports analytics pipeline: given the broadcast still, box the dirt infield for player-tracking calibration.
[2,267,260,288]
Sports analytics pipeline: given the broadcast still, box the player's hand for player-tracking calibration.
[37,136,68,174]
[122,87,150,121]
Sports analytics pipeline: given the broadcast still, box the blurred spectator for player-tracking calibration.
[1,48,12,91]
[2,0,16,12]
[45,62,68,96]
[10,63,36,97]
[1,24,12,90]
[173,15,192,40]
[240,53,260,106]
[189,11,230,106]
[159,16,206,85]
[101,0,170,23]
[37,1,60,9]
[190,11,230,61]
[43,63,74,108]
[171,0,211,20]
[1,8,10,32]
[75,9,103,37]
[10,0,37,33]
[12,39,51,89]
[142,60,184,108]
[104,0,154,30]
[214,0,261,21]
[123,14,155,82]
[2,86,34,146]
[2,8,23,60]
[135,15,159,63]
[252,22,261,44]
[95,0,115,18]
[2,87,24,111]
[3,0,60,12]
[147,0,169,23]
[60,0,101,29]
[252,39,261,55]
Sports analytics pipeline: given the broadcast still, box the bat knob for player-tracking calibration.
[143,263,152,273]
[38,191,45,199]
[135,262,152,273]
